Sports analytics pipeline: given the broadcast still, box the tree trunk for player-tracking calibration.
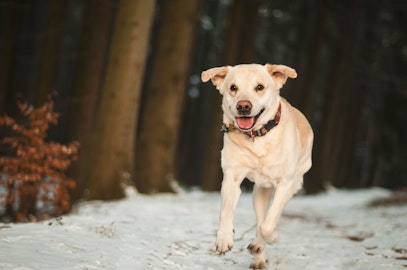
[68,0,114,202]
[0,1,18,113]
[223,0,261,65]
[36,0,66,105]
[308,0,357,193]
[296,0,329,117]
[199,87,223,191]
[325,1,358,188]
[84,0,155,200]
[134,0,201,193]
[3,1,49,112]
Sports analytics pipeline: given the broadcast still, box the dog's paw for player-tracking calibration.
[216,230,234,255]
[247,242,264,255]
[250,259,268,269]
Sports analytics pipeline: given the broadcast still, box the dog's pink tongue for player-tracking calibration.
[236,117,254,130]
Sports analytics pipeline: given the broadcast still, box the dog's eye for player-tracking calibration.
[256,84,265,91]
[230,84,238,92]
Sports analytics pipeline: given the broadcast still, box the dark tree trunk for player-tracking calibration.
[36,0,66,105]
[308,0,358,193]
[68,0,114,202]
[83,0,155,200]
[0,1,18,113]
[134,0,201,193]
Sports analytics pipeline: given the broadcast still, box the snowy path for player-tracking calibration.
[0,188,406,270]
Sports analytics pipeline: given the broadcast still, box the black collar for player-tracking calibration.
[221,103,281,138]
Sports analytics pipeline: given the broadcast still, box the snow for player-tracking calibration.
[1,187,406,270]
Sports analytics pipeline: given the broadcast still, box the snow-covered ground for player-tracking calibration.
[0,187,406,270]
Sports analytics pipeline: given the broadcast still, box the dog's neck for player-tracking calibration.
[221,103,281,139]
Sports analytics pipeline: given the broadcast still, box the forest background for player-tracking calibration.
[0,0,406,218]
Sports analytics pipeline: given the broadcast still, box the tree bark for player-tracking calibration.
[36,0,66,105]
[307,0,357,193]
[68,0,114,202]
[223,0,261,65]
[84,0,155,200]
[134,0,201,193]
[0,1,18,113]
[296,0,329,117]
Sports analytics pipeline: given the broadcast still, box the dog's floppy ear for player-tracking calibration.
[265,64,297,87]
[201,66,229,91]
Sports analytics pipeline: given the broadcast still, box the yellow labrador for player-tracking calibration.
[201,64,313,269]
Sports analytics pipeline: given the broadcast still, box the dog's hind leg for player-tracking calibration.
[247,186,273,269]
[260,179,300,244]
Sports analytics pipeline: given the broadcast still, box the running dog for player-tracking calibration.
[201,63,313,269]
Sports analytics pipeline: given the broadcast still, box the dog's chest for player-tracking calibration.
[233,133,280,157]
[246,155,284,187]
[223,135,285,187]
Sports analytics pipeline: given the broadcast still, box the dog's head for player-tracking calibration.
[201,63,297,131]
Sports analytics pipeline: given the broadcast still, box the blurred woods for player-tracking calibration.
[0,0,406,220]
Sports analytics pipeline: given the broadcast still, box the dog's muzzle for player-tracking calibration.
[222,102,281,139]
[235,108,264,130]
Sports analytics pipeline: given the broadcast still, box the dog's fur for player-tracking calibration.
[201,64,313,269]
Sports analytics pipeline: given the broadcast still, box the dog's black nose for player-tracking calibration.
[236,100,252,115]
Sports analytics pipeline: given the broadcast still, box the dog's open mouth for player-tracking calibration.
[236,109,264,130]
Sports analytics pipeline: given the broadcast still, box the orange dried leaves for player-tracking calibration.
[0,99,79,221]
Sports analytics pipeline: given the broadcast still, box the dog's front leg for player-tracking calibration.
[216,172,243,254]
